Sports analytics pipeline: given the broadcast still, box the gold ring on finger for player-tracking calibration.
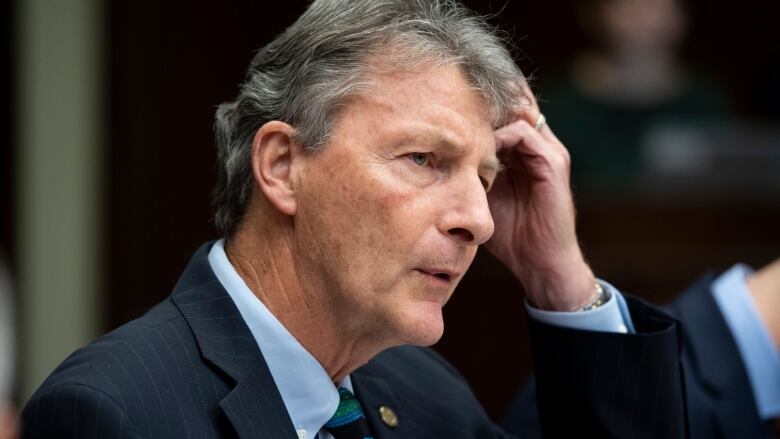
[534,113,546,131]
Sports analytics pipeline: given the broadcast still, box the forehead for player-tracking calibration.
[337,62,497,162]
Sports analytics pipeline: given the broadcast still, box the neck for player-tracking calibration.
[225,210,389,383]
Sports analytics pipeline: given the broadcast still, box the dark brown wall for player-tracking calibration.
[105,0,780,421]
[107,1,309,321]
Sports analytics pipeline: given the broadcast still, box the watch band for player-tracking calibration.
[578,282,611,311]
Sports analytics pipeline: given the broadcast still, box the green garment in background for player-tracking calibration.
[539,72,730,196]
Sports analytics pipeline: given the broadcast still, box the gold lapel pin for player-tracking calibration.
[379,406,398,428]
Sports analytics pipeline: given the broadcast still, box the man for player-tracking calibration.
[22,1,687,437]
[503,259,780,438]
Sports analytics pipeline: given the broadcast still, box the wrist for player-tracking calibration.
[524,256,596,311]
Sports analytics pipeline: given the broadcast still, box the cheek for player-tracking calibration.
[342,177,415,264]
[362,172,435,245]
[341,172,438,286]
[299,155,441,281]
[300,168,408,261]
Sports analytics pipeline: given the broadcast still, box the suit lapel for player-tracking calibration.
[171,242,298,439]
[352,368,412,439]
[218,364,298,439]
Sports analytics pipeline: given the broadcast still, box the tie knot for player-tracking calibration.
[324,387,373,439]
[325,388,365,428]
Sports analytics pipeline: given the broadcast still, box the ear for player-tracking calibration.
[251,121,300,216]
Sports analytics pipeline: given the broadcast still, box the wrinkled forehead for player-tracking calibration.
[366,52,497,119]
[344,58,498,154]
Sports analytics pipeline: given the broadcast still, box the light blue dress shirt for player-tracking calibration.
[711,264,780,420]
[208,240,347,439]
[526,280,635,333]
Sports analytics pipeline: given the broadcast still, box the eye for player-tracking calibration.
[479,176,489,190]
[408,152,430,167]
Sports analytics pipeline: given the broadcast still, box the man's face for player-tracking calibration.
[293,63,498,347]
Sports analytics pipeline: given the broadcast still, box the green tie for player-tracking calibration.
[323,387,373,439]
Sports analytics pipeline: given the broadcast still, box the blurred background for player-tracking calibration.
[2,0,779,428]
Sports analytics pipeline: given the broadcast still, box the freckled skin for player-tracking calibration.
[292,64,498,348]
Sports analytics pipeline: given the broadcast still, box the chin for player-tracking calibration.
[397,301,445,347]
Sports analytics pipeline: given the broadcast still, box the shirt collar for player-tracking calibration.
[208,240,350,436]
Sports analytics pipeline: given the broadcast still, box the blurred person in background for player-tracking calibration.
[504,257,780,438]
[541,0,730,193]
[0,256,17,439]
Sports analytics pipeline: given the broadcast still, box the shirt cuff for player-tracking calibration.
[525,280,635,334]
[711,264,780,419]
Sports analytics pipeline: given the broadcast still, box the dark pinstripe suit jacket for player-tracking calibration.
[22,242,688,438]
[503,273,774,438]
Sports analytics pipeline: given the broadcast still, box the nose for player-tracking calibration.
[440,176,495,246]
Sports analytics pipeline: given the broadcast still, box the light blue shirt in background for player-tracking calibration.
[712,264,780,420]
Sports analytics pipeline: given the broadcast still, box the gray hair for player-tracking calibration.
[213,0,526,236]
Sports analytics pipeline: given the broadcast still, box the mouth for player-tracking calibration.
[415,268,460,284]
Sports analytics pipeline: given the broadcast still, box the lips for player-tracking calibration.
[415,268,461,283]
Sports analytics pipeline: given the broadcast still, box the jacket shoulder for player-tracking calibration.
[356,345,506,437]
[23,298,229,437]
[33,299,188,391]
[368,344,468,383]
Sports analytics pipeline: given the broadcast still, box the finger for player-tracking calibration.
[494,119,571,176]
[511,93,559,145]
[512,88,540,126]
[535,116,560,144]
[495,119,566,158]
[519,83,540,113]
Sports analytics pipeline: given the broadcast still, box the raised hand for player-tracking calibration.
[485,87,596,311]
